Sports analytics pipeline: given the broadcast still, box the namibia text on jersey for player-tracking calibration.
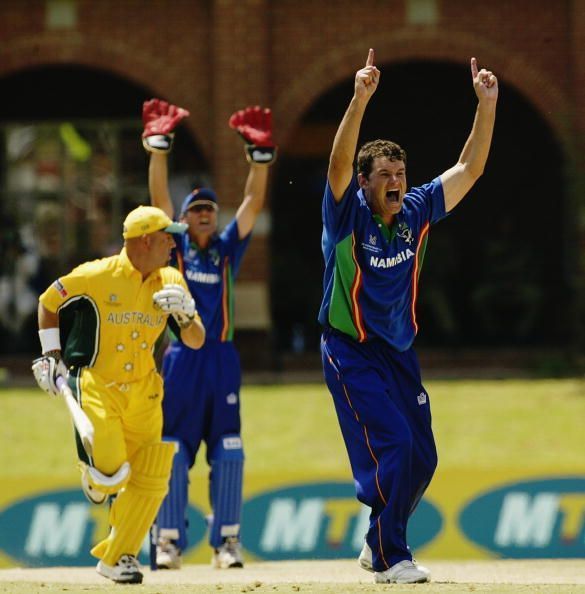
[185,270,221,284]
[370,249,415,269]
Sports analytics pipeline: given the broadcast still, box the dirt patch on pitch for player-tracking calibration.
[1,559,584,589]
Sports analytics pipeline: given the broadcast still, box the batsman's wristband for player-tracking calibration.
[39,327,61,354]
[244,144,277,165]
[143,134,174,154]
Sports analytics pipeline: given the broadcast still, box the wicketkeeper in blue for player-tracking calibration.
[319,49,498,584]
[141,100,277,569]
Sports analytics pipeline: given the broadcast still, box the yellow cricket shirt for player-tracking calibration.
[40,248,188,382]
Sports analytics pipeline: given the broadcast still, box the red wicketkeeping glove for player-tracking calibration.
[142,98,190,154]
[229,106,277,165]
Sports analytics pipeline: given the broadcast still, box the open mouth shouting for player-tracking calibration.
[386,189,400,203]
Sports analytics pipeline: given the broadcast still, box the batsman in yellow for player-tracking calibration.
[31,205,205,584]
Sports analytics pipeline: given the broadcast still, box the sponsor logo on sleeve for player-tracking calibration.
[52,280,68,298]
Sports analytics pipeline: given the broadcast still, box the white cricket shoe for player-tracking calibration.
[96,554,143,584]
[212,537,244,569]
[81,470,107,505]
[156,538,182,570]
[360,541,429,577]
[358,541,374,572]
[375,560,430,584]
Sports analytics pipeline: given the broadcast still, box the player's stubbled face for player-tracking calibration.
[184,205,218,239]
[150,231,176,266]
[361,157,406,219]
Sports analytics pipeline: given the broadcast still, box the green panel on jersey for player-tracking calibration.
[59,297,99,368]
[372,214,398,244]
[328,233,359,340]
[417,234,429,279]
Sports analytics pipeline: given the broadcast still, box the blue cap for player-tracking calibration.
[180,188,219,215]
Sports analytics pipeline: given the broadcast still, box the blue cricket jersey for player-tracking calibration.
[171,219,251,342]
[318,176,447,351]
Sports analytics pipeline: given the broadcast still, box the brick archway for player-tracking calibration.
[0,37,208,155]
[275,29,571,153]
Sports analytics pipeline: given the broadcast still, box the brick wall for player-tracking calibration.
[1,0,584,346]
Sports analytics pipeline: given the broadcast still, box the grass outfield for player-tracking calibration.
[1,378,585,593]
[1,377,584,478]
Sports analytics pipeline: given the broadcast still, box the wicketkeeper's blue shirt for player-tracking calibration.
[171,219,250,342]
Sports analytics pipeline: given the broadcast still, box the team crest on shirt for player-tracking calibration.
[209,248,221,266]
[397,222,414,245]
[369,234,377,246]
[106,293,121,307]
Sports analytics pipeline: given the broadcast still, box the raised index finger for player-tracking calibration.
[470,57,478,79]
[366,48,375,67]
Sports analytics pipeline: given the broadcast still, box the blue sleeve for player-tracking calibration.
[322,177,360,240]
[405,177,448,227]
[169,231,186,269]
[219,218,251,276]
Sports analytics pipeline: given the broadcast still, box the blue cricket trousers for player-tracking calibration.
[161,339,242,466]
[321,328,437,571]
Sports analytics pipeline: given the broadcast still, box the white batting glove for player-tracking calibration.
[153,284,197,329]
[31,351,68,397]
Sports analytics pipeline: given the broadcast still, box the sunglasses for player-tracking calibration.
[189,204,216,213]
